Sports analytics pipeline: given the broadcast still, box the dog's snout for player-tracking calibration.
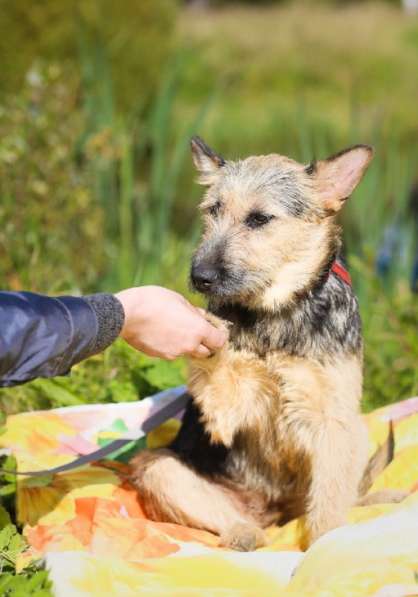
[191,263,219,291]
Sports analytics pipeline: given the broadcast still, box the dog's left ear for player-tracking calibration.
[191,136,225,185]
[307,145,374,213]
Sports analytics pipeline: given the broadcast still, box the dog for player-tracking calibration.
[130,137,402,551]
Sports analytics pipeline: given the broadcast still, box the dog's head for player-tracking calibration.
[190,137,373,309]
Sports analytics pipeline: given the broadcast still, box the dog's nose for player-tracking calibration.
[191,264,219,290]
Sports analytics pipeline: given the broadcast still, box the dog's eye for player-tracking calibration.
[245,211,274,229]
[208,201,222,217]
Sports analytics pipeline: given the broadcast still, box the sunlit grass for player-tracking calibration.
[179,1,418,144]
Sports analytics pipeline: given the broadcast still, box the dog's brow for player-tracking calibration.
[200,197,221,210]
[250,169,308,217]
[254,172,285,191]
[254,170,295,191]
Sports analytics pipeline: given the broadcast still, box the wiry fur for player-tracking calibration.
[130,139,403,551]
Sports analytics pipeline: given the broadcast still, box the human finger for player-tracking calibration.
[200,321,228,351]
[190,344,212,359]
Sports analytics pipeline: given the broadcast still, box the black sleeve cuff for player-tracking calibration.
[83,293,125,357]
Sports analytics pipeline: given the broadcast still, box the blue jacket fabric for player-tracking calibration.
[0,292,124,387]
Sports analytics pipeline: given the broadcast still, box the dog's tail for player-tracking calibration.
[357,421,408,506]
[358,420,394,497]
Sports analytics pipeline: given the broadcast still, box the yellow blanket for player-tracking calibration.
[1,395,418,597]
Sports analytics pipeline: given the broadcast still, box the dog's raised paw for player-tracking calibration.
[220,522,266,552]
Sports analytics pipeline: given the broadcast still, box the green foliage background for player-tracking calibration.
[0,0,417,590]
[0,0,177,110]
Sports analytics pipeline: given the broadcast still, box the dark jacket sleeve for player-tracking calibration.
[0,292,124,387]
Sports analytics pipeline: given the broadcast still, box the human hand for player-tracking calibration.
[115,286,228,360]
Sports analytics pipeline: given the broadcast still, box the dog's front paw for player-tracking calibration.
[220,522,266,552]
[201,311,231,332]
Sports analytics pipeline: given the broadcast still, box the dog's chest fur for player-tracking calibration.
[171,264,363,521]
[212,269,362,359]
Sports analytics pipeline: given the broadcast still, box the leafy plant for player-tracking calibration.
[0,522,52,596]
[0,456,52,596]
[0,456,17,522]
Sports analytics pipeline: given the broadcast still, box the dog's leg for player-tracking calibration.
[279,356,368,547]
[189,353,278,447]
[130,449,266,551]
[302,414,368,546]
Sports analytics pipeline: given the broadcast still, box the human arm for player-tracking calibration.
[0,291,123,387]
[0,287,227,387]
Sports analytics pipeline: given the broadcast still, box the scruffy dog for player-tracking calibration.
[130,138,395,550]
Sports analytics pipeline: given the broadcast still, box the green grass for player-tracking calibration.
[178,2,418,146]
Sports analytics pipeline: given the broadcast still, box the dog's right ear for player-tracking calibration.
[190,136,225,185]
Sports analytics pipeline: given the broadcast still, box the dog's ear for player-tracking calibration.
[307,145,374,213]
[191,136,225,185]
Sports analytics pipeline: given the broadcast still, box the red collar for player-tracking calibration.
[330,261,352,286]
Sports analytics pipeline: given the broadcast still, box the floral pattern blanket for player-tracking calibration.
[1,389,418,597]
